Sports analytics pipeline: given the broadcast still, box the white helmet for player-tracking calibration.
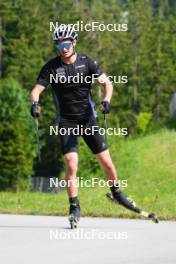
[53,24,78,41]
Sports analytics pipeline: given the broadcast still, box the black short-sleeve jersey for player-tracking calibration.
[36,54,103,121]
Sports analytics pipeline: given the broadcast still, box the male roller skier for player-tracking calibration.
[30,25,158,227]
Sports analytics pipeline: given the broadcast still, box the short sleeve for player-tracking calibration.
[36,63,51,88]
[87,56,103,77]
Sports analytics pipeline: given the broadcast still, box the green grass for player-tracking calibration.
[0,129,176,220]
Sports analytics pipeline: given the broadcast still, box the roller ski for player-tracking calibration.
[68,203,80,229]
[106,188,159,223]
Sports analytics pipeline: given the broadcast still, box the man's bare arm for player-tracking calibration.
[97,73,113,103]
[30,84,45,102]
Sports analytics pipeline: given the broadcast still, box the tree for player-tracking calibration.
[0,78,35,190]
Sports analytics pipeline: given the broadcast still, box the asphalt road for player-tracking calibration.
[0,214,175,264]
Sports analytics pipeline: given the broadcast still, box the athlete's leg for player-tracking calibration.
[82,116,140,212]
[59,120,81,225]
[96,149,143,213]
[64,152,80,225]
[64,152,78,198]
[95,149,119,186]
[82,116,118,184]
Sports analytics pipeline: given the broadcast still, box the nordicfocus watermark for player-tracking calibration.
[50,125,128,137]
[49,229,128,240]
[50,178,128,189]
[50,21,128,32]
[49,73,128,84]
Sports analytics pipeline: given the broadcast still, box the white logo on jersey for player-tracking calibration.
[75,65,85,69]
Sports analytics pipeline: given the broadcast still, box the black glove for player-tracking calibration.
[100,101,110,114]
[30,102,41,117]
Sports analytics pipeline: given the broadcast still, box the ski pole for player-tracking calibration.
[34,117,41,162]
[103,113,108,146]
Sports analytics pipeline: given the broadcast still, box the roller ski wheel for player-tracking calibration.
[69,203,80,229]
[148,213,159,223]
[69,214,78,229]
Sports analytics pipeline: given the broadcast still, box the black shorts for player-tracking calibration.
[59,115,108,155]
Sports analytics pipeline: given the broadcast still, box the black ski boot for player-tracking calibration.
[106,185,159,223]
[107,187,141,213]
[68,199,80,229]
